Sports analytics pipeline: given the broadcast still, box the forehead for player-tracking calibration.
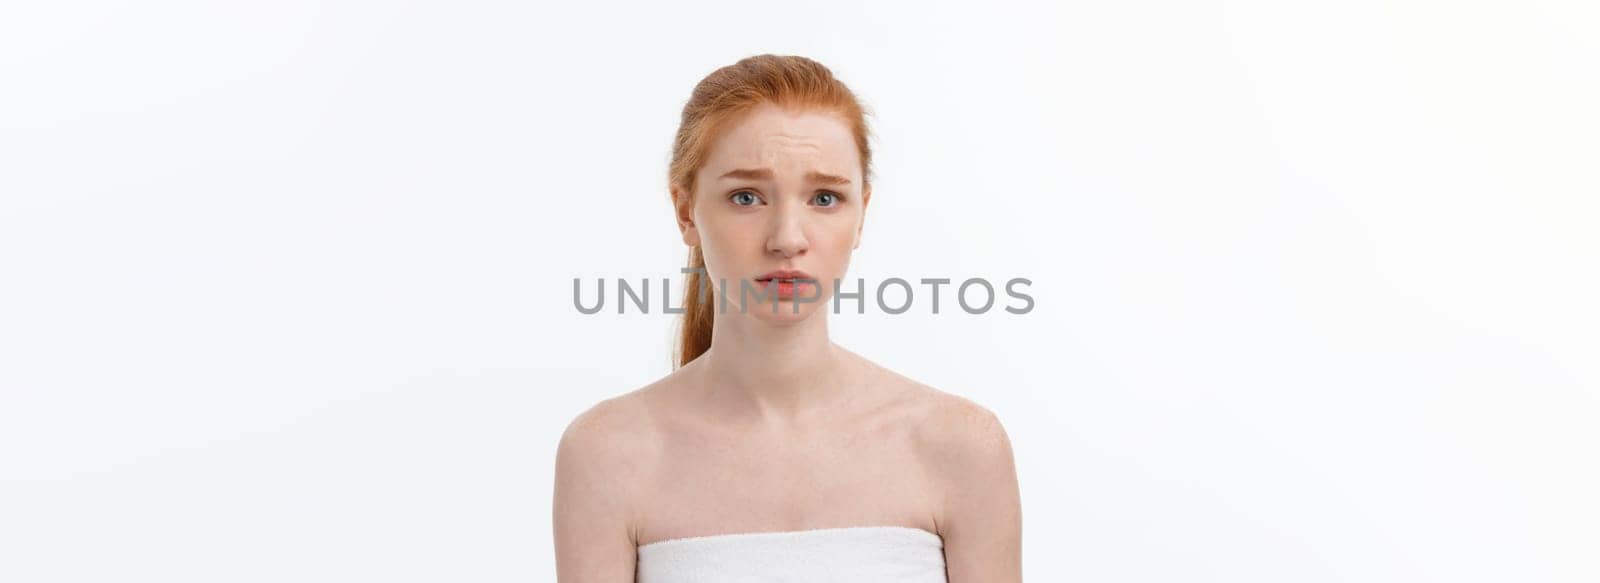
[700,104,860,179]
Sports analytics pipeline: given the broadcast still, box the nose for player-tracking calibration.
[766,203,810,258]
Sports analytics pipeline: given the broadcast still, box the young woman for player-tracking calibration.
[554,54,1022,582]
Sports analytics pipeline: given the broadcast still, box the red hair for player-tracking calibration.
[668,54,874,368]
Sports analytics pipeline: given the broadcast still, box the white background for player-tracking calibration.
[2,1,1596,581]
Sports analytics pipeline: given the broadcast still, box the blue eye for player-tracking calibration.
[813,191,841,207]
[730,191,761,206]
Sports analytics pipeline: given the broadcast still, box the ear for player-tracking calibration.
[672,185,701,248]
[853,184,871,250]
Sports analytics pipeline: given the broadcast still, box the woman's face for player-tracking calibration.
[676,103,869,322]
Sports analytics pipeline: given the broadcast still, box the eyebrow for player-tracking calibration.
[717,168,853,187]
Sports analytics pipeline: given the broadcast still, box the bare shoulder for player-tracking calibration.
[556,378,674,478]
[876,370,1021,576]
[876,371,1011,499]
[553,384,663,546]
[873,370,1012,467]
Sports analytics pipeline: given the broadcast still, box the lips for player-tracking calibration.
[753,269,818,301]
[755,269,816,284]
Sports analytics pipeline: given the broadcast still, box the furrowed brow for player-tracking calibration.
[806,171,852,186]
[718,168,773,181]
[716,168,853,187]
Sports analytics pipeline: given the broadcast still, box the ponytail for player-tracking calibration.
[674,245,714,368]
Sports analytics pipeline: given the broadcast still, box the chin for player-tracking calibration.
[744,300,825,324]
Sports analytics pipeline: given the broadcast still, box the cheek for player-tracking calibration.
[819,215,861,249]
[811,220,860,275]
[699,219,760,256]
[694,219,759,281]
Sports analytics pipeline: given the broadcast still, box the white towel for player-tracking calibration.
[636,525,947,583]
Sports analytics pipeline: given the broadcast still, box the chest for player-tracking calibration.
[634,424,939,544]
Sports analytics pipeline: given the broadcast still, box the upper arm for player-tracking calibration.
[925,396,1023,583]
[553,398,645,583]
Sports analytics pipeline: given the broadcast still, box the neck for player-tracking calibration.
[696,310,859,424]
